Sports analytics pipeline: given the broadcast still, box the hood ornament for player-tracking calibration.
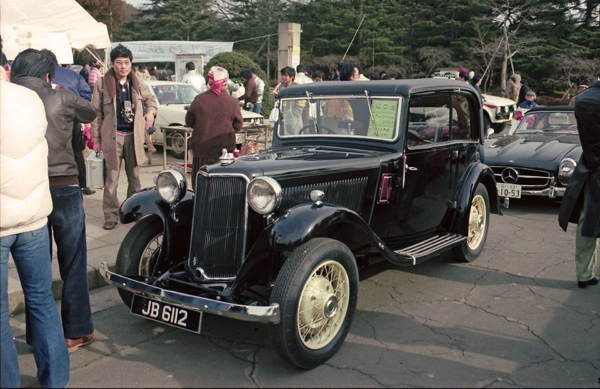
[219,149,235,165]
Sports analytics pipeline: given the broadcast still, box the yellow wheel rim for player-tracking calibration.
[467,194,486,250]
[297,260,350,349]
[139,233,162,275]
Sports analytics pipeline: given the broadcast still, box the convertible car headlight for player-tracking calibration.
[247,177,282,214]
[156,170,187,204]
[558,158,577,186]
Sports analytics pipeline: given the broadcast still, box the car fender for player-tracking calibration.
[231,204,386,297]
[450,162,500,235]
[269,203,385,252]
[119,188,195,275]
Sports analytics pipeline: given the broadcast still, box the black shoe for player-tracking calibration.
[81,187,96,195]
[578,276,599,289]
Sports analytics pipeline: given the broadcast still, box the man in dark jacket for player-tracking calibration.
[41,49,96,195]
[517,79,530,106]
[11,49,98,350]
[79,63,90,82]
[559,73,600,288]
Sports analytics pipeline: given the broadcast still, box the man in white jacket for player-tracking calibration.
[0,67,70,388]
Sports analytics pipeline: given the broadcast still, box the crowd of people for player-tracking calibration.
[1,39,598,388]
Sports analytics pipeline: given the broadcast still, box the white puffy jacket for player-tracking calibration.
[0,80,52,237]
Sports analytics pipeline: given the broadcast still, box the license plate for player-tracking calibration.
[497,183,522,198]
[131,294,202,333]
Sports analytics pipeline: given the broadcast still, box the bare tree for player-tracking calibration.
[416,47,453,76]
[483,0,551,91]
[548,52,600,97]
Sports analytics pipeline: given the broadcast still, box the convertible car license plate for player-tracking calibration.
[131,294,202,333]
[497,183,522,198]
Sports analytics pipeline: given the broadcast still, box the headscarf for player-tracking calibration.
[207,66,229,96]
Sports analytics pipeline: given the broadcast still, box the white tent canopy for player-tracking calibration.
[110,41,234,64]
[1,0,111,63]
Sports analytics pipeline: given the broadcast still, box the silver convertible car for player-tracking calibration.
[482,106,581,204]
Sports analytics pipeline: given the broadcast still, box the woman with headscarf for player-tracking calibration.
[185,66,244,190]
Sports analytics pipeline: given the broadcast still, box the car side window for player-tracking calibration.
[407,95,451,146]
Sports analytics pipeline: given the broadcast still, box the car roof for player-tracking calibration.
[527,105,575,113]
[144,80,187,86]
[277,79,478,98]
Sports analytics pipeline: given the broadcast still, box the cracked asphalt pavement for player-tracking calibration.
[10,197,599,388]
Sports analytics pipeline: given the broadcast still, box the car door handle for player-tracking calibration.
[405,165,417,171]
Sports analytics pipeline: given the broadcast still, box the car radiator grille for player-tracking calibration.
[280,177,368,213]
[490,166,551,189]
[189,175,247,279]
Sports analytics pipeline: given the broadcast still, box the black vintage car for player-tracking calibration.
[482,106,581,204]
[100,79,500,369]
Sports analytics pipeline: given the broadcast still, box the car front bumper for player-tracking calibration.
[522,186,566,198]
[99,262,280,324]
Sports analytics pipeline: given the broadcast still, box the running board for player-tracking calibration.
[391,233,466,266]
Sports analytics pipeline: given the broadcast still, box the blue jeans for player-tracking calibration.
[252,102,262,115]
[26,186,93,343]
[1,226,70,388]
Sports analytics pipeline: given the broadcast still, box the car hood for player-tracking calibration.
[482,94,515,107]
[209,145,391,178]
[483,133,581,163]
[155,103,189,125]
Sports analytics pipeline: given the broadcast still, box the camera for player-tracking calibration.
[121,100,134,124]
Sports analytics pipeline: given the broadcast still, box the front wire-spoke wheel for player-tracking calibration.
[269,238,358,369]
[297,260,350,350]
[115,216,163,307]
[453,183,490,262]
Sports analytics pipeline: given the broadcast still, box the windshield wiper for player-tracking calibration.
[364,90,379,137]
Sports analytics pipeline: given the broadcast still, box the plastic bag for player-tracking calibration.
[240,140,260,156]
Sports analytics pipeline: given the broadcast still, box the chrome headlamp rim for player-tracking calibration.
[558,158,577,186]
[247,176,282,215]
[156,169,187,204]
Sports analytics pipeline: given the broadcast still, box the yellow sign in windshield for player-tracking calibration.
[367,100,398,139]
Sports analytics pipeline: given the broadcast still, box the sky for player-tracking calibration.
[124,0,146,9]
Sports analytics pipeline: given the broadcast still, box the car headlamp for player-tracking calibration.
[156,169,187,204]
[558,158,577,186]
[247,177,282,214]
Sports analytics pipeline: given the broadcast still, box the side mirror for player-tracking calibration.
[486,128,494,139]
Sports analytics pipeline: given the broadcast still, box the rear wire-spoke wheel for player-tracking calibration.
[170,131,187,159]
[269,238,358,369]
[115,216,163,307]
[453,183,490,262]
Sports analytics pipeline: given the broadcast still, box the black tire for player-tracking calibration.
[115,216,163,308]
[169,131,187,159]
[268,238,359,370]
[491,121,507,134]
[453,183,490,262]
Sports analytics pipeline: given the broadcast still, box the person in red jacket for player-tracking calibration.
[238,68,258,111]
[185,66,243,190]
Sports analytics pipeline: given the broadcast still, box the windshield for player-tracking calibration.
[152,84,200,105]
[277,97,401,141]
[514,111,577,134]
